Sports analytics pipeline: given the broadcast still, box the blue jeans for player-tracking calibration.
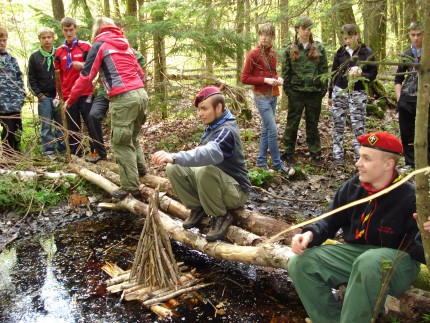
[38,97,65,154]
[254,94,282,169]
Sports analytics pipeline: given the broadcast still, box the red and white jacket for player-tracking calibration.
[67,26,145,106]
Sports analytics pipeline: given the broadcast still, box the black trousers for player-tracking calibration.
[398,99,430,166]
[88,95,109,157]
[66,95,92,156]
[0,112,22,151]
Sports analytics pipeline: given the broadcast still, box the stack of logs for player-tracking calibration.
[103,189,212,319]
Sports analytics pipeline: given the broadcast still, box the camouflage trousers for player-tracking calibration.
[331,86,367,161]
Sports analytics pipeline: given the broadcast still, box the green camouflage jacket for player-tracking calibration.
[282,41,328,96]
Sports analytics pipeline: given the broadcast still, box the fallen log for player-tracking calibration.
[72,159,299,241]
[68,164,295,271]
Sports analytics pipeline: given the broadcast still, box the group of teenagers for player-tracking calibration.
[1,15,430,322]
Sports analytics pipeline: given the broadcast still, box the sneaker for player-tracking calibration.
[183,207,206,229]
[85,151,107,164]
[333,159,344,166]
[206,212,234,242]
[44,153,56,160]
[111,188,140,199]
[138,167,147,177]
[311,154,322,167]
[278,164,295,177]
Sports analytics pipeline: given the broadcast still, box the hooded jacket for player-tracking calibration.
[0,52,25,114]
[241,44,279,95]
[67,25,144,106]
[302,171,425,263]
[394,47,420,103]
[329,43,377,99]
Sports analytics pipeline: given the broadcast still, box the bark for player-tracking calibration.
[103,0,111,17]
[71,158,299,241]
[235,0,245,85]
[363,0,387,61]
[280,0,289,111]
[414,1,430,269]
[51,0,65,20]
[69,165,295,271]
[332,0,356,45]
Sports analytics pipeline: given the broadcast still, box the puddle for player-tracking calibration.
[0,211,306,322]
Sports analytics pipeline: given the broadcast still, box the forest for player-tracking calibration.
[1,0,430,321]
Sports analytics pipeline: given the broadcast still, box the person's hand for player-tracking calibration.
[291,231,313,255]
[152,150,174,165]
[413,213,430,233]
[72,61,84,70]
[349,66,362,78]
[38,95,46,101]
[276,77,284,85]
[328,98,332,107]
[62,101,69,110]
[264,78,280,86]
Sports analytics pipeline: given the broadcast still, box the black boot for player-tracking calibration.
[206,212,234,242]
[183,207,206,229]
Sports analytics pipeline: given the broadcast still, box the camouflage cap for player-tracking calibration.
[294,17,313,29]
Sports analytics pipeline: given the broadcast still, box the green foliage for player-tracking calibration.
[414,264,430,292]
[421,313,430,322]
[366,103,385,119]
[0,175,96,215]
[248,168,274,186]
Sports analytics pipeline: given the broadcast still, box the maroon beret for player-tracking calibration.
[194,86,222,107]
[357,132,403,155]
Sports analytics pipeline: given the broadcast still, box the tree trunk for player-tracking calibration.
[103,0,111,17]
[152,8,168,118]
[244,0,251,52]
[113,0,121,18]
[204,0,215,80]
[235,0,245,85]
[404,0,417,30]
[51,0,65,20]
[280,0,289,111]
[363,0,387,61]
[69,165,295,270]
[414,0,430,270]
[333,0,356,45]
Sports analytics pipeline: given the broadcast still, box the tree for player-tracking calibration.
[414,0,430,269]
[363,0,387,61]
[332,0,356,45]
[51,0,65,21]
[103,0,111,17]
[235,0,245,85]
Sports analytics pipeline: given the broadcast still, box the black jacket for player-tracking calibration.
[329,43,378,98]
[394,47,419,103]
[302,172,425,263]
[28,49,56,98]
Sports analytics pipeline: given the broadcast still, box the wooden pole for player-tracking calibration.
[54,70,71,162]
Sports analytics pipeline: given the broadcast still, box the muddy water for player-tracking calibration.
[0,211,306,322]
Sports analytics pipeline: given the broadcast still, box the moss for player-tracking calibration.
[366,103,385,119]
[413,264,430,292]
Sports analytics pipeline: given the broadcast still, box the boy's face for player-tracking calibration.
[409,29,423,49]
[258,33,274,48]
[0,37,7,52]
[197,98,223,125]
[342,34,359,50]
[39,33,54,49]
[62,25,77,43]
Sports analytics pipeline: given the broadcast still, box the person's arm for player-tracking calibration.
[27,54,44,100]
[318,43,329,95]
[281,47,291,96]
[241,49,265,85]
[291,231,313,255]
[361,47,378,82]
[394,52,408,101]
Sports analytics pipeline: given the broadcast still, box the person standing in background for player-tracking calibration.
[54,17,93,156]
[28,27,66,159]
[0,26,25,152]
[241,22,294,177]
[328,24,377,166]
[282,17,328,167]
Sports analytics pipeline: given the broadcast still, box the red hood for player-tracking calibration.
[94,26,129,50]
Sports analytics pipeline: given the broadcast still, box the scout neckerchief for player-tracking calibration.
[64,37,78,71]
[355,171,402,240]
[200,110,235,143]
[39,46,56,71]
[411,44,422,64]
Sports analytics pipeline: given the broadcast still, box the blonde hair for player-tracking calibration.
[258,23,275,37]
[91,17,116,41]
[38,27,55,39]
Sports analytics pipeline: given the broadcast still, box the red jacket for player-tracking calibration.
[241,44,279,95]
[67,26,144,106]
[54,39,93,100]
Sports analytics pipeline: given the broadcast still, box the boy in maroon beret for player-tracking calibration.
[152,86,251,242]
[288,131,430,322]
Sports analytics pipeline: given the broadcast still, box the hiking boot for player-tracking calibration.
[206,212,234,242]
[85,151,107,164]
[44,153,56,160]
[111,188,141,199]
[183,207,206,229]
[138,167,147,177]
[278,164,295,177]
[311,154,321,167]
